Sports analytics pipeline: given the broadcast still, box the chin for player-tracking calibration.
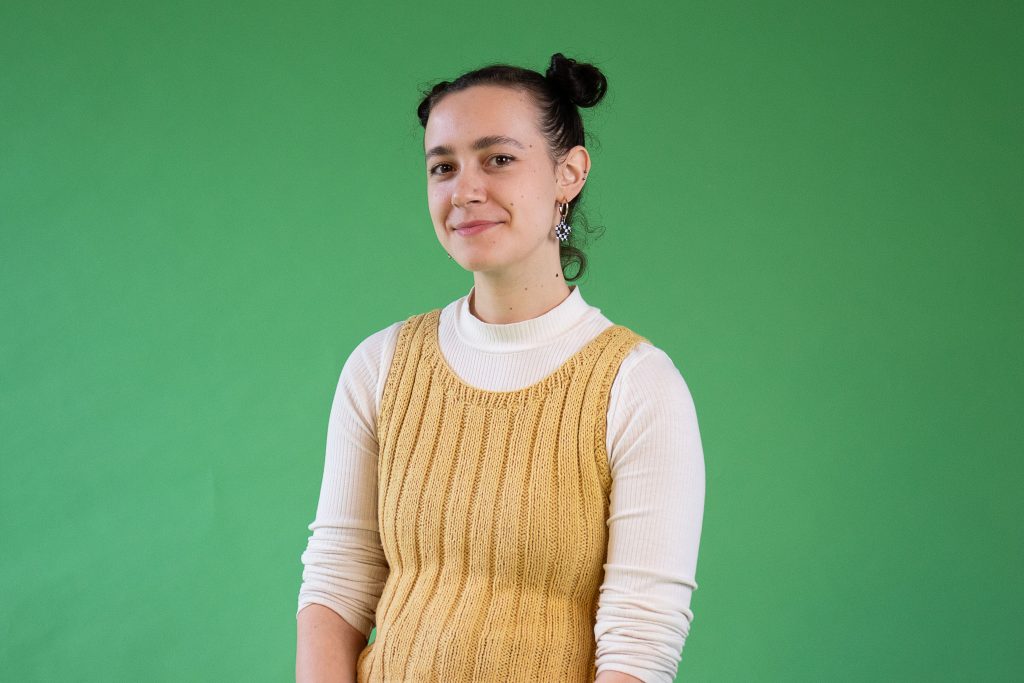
[457,254,506,274]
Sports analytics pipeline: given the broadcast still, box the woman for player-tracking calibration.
[296,53,705,683]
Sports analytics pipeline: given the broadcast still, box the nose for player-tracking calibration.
[451,164,486,207]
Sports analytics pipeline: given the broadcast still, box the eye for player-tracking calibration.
[491,154,515,167]
[429,162,453,176]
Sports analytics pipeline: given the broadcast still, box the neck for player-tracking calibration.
[468,275,573,324]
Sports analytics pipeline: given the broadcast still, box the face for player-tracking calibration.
[423,85,567,277]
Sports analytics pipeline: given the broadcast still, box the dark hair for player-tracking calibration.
[417,53,609,282]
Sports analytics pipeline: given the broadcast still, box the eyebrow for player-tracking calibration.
[425,135,526,161]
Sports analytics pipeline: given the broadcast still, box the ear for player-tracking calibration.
[555,145,591,203]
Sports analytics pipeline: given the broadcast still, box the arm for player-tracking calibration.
[595,672,645,683]
[594,343,706,683]
[296,325,401,680]
[296,604,366,683]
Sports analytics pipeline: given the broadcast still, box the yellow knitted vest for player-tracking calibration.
[356,307,648,682]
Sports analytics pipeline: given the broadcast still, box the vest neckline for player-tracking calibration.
[453,284,596,352]
[423,308,624,407]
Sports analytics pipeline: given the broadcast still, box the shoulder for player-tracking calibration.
[351,318,406,361]
[343,302,446,380]
[589,315,698,410]
[606,338,703,472]
[610,338,699,423]
[334,319,407,401]
[620,339,690,383]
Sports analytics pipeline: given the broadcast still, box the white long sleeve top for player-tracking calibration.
[297,284,706,683]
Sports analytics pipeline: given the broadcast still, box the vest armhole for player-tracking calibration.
[376,311,432,446]
[593,329,651,495]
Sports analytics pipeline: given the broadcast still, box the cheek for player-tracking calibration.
[427,194,445,215]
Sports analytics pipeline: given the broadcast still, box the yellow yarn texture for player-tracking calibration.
[357,308,648,682]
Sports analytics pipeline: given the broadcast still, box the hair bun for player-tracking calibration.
[544,53,607,108]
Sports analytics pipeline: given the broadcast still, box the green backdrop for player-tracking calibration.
[2,1,1020,681]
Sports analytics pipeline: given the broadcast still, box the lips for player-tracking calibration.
[454,220,501,231]
[453,220,501,237]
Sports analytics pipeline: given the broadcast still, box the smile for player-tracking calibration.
[454,222,500,236]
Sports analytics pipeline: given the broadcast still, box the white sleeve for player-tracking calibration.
[594,342,707,683]
[296,321,402,638]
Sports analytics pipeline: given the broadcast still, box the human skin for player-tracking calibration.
[426,85,639,683]
[297,85,619,683]
[295,604,365,683]
[423,84,590,325]
[595,671,645,683]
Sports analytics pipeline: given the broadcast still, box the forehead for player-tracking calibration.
[423,85,540,149]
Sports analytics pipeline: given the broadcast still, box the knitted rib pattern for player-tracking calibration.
[355,308,648,683]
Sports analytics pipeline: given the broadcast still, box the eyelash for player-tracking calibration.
[429,154,515,177]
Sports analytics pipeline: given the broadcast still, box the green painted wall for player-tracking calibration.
[2,1,1020,680]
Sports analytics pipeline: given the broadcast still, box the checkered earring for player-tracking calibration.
[554,202,572,242]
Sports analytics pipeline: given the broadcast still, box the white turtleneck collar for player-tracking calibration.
[449,284,598,353]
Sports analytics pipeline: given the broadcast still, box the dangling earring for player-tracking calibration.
[554,202,572,242]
